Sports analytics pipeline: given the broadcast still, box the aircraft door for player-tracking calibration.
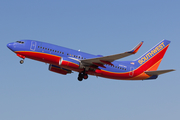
[30,41,37,51]
[129,67,134,77]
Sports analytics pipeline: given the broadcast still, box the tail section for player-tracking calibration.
[136,40,171,71]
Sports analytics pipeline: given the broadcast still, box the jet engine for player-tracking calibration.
[59,57,84,69]
[49,64,72,75]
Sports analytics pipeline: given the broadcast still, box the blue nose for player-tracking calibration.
[7,43,14,51]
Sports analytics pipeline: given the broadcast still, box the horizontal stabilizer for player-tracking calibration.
[145,69,175,76]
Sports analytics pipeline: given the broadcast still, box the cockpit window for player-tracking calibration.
[16,41,24,44]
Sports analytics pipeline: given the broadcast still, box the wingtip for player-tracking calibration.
[128,41,144,54]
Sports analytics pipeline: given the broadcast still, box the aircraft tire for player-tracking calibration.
[20,60,24,64]
[84,74,88,79]
[78,77,83,81]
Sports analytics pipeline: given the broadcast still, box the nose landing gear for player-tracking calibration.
[20,59,24,64]
[16,54,25,64]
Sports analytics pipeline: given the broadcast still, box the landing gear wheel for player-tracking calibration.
[78,77,83,81]
[84,74,88,79]
[77,71,88,81]
[78,72,84,81]
[20,60,24,64]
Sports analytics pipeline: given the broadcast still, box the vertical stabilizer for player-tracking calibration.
[136,40,170,71]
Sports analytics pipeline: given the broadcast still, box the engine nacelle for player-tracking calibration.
[49,57,84,74]
[49,64,72,75]
[59,57,83,69]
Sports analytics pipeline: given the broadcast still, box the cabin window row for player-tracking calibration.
[106,64,127,70]
[38,46,64,54]
[38,46,86,59]
[67,53,86,59]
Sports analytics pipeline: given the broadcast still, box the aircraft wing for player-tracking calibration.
[81,41,143,67]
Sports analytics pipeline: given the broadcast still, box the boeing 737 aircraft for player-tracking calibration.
[7,39,175,81]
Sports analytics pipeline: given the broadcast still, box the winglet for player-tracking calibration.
[128,41,144,54]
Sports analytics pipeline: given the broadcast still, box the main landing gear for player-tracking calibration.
[78,71,88,81]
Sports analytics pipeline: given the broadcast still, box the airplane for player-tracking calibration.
[7,39,175,81]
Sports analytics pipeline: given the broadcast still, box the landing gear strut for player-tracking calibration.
[78,70,88,81]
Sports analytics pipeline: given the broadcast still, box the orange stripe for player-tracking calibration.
[129,58,163,80]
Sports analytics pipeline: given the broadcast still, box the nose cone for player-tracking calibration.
[7,42,15,51]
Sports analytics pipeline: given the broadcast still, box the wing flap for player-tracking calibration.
[145,69,175,76]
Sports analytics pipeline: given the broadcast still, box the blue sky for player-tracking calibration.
[0,0,179,120]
